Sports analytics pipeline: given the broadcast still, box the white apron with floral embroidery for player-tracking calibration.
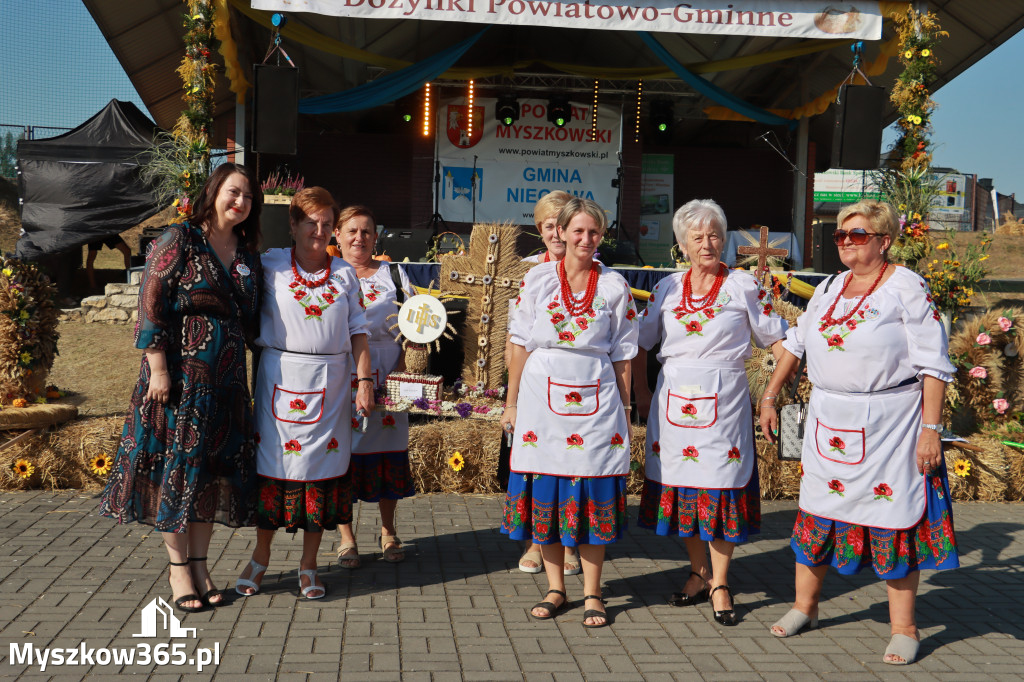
[511,348,630,478]
[255,348,353,482]
[644,358,753,489]
[798,383,925,529]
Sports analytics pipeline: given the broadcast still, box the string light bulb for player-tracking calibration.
[423,82,432,137]
[466,80,475,138]
[634,80,643,143]
[591,79,599,142]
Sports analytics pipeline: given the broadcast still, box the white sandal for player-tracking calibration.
[770,608,818,637]
[883,633,920,665]
[234,558,267,596]
[298,568,325,600]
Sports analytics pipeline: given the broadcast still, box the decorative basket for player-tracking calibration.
[386,372,443,402]
[404,344,430,374]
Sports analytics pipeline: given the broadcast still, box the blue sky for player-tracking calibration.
[3,0,1022,197]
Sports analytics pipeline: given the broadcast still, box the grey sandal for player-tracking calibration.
[883,634,920,665]
[770,608,818,637]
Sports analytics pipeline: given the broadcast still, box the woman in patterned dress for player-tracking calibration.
[234,188,374,600]
[760,200,958,664]
[329,205,416,567]
[100,163,263,613]
[633,199,788,626]
[500,198,638,628]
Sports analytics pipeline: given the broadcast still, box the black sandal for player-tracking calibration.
[710,585,738,626]
[168,560,204,613]
[582,595,610,628]
[188,557,224,608]
[669,571,709,607]
[530,589,568,620]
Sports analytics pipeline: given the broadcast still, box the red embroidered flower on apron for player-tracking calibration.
[566,434,585,450]
[351,417,360,430]
[762,303,773,316]
[284,440,302,456]
[382,414,396,428]
[828,436,846,455]
[727,446,741,463]
[557,331,576,345]
[626,309,636,320]
[288,398,307,414]
[651,441,661,457]
[873,482,893,501]
[680,403,698,419]
[327,437,339,453]
[827,479,845,496]
[682,445,699,462]
[521,431,538,446]
[565,391,583,406]
[610,433,625,449]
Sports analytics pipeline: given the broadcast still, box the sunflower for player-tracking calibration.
[953,459,971,477]
[448,451,466,472]
[12,459,34,479]
[90,453,112,476]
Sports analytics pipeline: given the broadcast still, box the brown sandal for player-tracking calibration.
[380,534,405,563]
[337,543,361,570]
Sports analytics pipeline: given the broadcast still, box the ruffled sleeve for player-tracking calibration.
[740,273,789,348]
[896,270,955,382]
[508,270,537,349]
[135,224,188,350]
[637,276,666,352]
[608,274,639,363]
[342,262,370,338]
[782,275,834,359]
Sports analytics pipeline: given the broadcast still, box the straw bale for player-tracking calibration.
[945,435,1009,502]
[409,419,503,494]
[1,416,121,491]
[755,438,800,500]
[0,402,78,430]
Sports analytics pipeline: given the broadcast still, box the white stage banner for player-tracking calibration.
[253,1,883,39]
[435,97,621,224]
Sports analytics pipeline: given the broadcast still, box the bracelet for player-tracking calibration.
[762,392,778,399]
[760,397,776,404]
[623,405,632,411]
[921,423,942,433]
[357,377,374,383]
[505,404,517,408]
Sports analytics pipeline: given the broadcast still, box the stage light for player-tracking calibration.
[422,82,432,137]
[591,80,599,141]
[634,80,643,142]
[495,94,519,127]
[466,80,475,137]
[650,99,673,135]
[547,96,571,128]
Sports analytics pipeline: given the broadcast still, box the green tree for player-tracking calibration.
[0,131,19,178]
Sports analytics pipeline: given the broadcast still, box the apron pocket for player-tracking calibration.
[814,419,865,465]
[547,377,601,416]
[272,385,326,424]
[665,391,718,428]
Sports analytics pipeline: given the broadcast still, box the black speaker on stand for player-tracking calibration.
[812,221,844,274]
[831,84,885,170]
[252,65,298,155]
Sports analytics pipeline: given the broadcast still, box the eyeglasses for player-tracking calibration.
[833,228,884,246]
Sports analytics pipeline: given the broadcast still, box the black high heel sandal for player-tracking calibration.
[168,560,204,613]
[188,557,224,608]
[710,585,738,626]
[668,571,709,607]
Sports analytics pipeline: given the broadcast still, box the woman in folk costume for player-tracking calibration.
[760,199,958,665]
[633,199,788,626]
[328,205,416,567]
[235,187,374,600]
[505,190,582,578]
[100,163,262,613]
[500,198,639,628]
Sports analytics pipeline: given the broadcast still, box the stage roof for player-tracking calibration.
[82,0,1024,149]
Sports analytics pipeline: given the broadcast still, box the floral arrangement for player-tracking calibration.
[947,307,1023,430]
[0,257,59,403]
[921,236,991,321]
[261,169,305,196]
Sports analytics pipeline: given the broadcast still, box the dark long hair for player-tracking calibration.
[188,163,263,253]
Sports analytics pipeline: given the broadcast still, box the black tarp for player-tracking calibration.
[15,100,161,259]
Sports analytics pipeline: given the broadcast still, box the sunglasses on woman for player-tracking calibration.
[833,228,884,246]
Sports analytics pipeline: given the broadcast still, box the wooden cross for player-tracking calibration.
[736,225,789,279]
[439,223,533,391]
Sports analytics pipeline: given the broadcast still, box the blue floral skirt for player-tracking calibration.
[791,467,959,579]
[349,450,415,503]
[500,473,628,546]
[636,470,761,543]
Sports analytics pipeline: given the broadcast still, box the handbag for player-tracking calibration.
[777,353,807,461]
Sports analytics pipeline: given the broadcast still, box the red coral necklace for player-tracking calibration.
[291,249,331,288]
[821,261,888,327]
[677,263,726,313]
[557,260,599,316]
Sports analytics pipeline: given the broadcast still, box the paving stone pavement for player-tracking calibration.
[0,491,1022,680]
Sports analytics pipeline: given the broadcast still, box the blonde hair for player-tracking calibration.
[556,197,607,235]
[337,204,376,231]
[836,199,900,248]
[533,190,572,229]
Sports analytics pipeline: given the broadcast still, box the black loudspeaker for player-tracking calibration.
[376,228,433,263]
[262,203,292,249]
[252,65,298,155]
[831,84,885,170]
[812,221,844,274]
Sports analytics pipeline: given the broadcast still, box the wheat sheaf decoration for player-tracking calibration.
[947,307,1023,429]
[0,258,59,403]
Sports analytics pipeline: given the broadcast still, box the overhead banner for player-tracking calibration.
[436,97,621,224]
[253,0,884,39]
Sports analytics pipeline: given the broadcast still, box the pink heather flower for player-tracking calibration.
[976,333,991,346]
[998,316,1013,332]
[969,366,987,379]
[993,398,1009,414]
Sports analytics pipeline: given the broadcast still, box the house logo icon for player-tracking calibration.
[132,597,197,638]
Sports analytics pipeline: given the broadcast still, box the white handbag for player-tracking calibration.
[777,354,806,462]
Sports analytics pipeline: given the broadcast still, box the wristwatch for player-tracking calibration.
[921,423,942,433]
